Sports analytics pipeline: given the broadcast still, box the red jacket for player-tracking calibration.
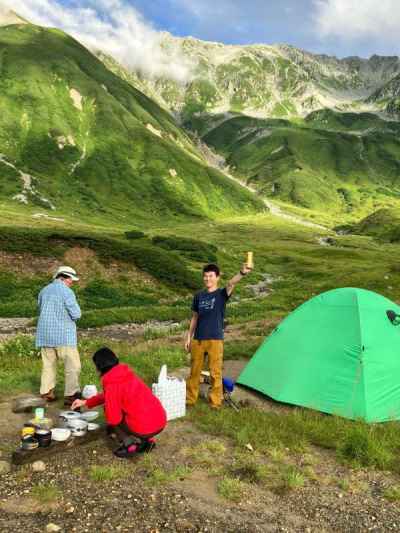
[86,363,167,435]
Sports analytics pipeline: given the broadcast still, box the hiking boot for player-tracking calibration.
[138,438,156,453]
[113,439,156,459]
[41,389,56,402]
[113,443,139,459]
[64,391,82,407]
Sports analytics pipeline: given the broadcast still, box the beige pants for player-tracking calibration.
[40,346,81,397]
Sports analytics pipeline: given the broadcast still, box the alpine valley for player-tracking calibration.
[0,7,400,327]
[3,11,400,531]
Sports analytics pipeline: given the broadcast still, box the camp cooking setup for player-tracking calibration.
[13,251,254,464]
[17,385,101,454]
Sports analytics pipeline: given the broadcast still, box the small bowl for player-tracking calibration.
[68,419,88,437]
[59,411,81,428]
[60,410,81,420]
[87,422,100,431]
[80,411,99,422]
[51,428,71,442]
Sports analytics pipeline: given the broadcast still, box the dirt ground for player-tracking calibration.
[1,365,400,533]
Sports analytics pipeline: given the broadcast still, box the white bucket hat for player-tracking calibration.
[53,266,79,281]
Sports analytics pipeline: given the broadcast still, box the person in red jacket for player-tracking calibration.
[72,347,167,458]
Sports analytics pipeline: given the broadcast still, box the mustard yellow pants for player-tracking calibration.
[40,346,81,397]
[186,339,223,407]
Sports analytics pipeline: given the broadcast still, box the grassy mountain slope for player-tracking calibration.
[0,24,262,224]
[368,73,400,117]
[342,208,400,242]
[193,111,400,217]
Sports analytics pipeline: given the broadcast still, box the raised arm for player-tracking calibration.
[226,264,253,297]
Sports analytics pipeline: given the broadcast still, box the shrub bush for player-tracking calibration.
[152,235,217,263]
[79,280,157,309]
[0,227,199,290]
[125,230,145,240]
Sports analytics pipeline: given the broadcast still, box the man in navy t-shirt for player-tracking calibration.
[185,262,253,408]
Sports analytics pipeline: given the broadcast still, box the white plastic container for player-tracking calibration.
[152,365,186,421]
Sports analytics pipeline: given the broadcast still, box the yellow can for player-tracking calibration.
[21,426,35,438]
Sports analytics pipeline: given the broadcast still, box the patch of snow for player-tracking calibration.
[70,143,87,175]
[70,88,83,111]
[317,236,336,246]
[57,135,76,150]
[12,193,28,204]
[0,153,55,210]
[248,129,272,144]
[32,213,65,222]
[146,123,163,138]
[271,146,284,155]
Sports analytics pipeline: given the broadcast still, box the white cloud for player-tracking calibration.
[0,0,194,82]
[313,0,400,44]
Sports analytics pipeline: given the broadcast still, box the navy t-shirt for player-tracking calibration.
[192,288,230,340]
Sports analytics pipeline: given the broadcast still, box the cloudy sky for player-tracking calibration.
[3,0,399,79]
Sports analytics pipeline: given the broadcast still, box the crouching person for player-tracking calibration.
[72,347,167,458]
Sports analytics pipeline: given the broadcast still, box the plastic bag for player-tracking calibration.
[152,365,186,421]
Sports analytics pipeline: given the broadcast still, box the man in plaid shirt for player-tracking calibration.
[36,266,82,405]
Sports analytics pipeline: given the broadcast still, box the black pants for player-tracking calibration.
[109,421,163,447]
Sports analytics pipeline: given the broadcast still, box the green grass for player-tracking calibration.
[0,24,262,226]
[188,403,400,475]
[31,484,61,503]
[344,208,400,242]
[0,336,188,396]
[200,113,400,218]
[217,476,246,502]
[384,486,400,502]
[272,465,305,494]
[89,464,129,481]
[228,452,269,484]
[146,464,192,485]
[182,439,227,469]
[140,455,192,485]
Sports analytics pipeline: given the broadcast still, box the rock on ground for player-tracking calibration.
[0,460,11,475]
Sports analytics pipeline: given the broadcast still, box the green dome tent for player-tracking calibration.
[237,288,400,422]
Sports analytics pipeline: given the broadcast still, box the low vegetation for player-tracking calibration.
[0,336,187,395]
[31,484,61,503]
[217,476,246,502]
[189,403,400,475]
[89,464,130,482]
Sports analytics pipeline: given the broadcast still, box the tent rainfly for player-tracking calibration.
[237,288,400,422]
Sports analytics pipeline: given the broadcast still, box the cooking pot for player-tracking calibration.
[35,428,52,448]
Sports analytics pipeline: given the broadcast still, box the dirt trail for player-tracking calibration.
[223,169,328,231]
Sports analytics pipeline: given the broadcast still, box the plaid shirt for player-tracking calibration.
[35,280,81,348]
